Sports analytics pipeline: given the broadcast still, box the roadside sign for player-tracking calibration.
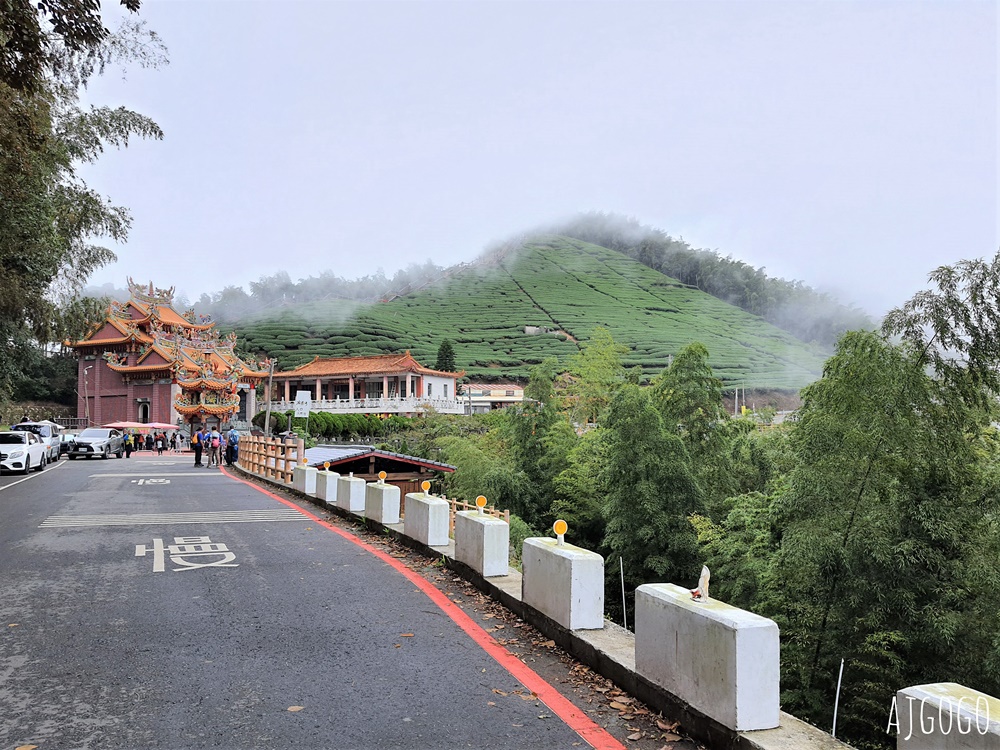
[294,390,312,418]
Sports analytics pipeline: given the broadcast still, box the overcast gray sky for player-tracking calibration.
[81,0,997,315]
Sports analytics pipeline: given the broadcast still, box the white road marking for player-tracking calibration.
[89,473,226,478]
[0,460,65,492]
[39,509,306,528]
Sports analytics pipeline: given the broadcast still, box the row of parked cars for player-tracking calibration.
[0,422,126,474]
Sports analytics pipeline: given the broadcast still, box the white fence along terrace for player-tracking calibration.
[264,397,466,416]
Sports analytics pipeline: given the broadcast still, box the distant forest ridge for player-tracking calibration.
[86,212,871,348]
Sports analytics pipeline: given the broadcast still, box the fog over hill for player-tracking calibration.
[83,213,873,352]
[213,236,827,390]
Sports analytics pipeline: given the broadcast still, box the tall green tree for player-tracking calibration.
[601,385,704,598]
[0,4,164,404]
[524,356,558,406]
[773,330,1000,747]
[651,342,735,517]
[566,326,629,425]
[693,255,1000,749]
[434,339,457,372]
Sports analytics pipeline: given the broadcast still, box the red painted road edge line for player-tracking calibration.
[222,468,625,750]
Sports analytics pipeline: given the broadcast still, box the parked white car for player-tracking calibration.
[0,430,48,474]
[10,420,62,463]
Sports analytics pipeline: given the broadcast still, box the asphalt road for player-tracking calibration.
[0,455,620,750]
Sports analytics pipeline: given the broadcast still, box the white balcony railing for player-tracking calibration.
[265,397,466,416]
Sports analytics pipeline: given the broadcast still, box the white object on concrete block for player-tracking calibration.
[337,475,367,514]
[454,510,509,577]
[634,583,779,731]
[316,470,340,506]
[365,481,400,525]
[292,464,317,496]
[403,492,450,547]
[895,683,1000,749]
[521,537,604,630]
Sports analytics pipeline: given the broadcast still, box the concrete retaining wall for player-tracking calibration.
[365,481,400,525]
[896,683,1000,749]
[454,510,509,577]
[337,475,366,514]
[635,583,779,731]
[521,537,603,631]
[292,464,317,496]
[316,470,339,506]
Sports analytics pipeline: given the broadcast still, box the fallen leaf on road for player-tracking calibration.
[661,732,682,742]
[656,719,678,732]
[627,732,642,740]
[538,714,551,719]
[520,692,538,701]
[487,701,496,706]
[492,689,508,696]
[16,745,37,750]
[610,701,629,711]
[394,644,401,648]
[540,639,555,648]
[287,706,304,712]
[8,624,18,627]
[400,633,414,637]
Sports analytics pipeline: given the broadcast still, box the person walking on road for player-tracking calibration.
[208,427,221,467]
[226,426,239,466]
[124,432,133,459]
[192,428,203,467]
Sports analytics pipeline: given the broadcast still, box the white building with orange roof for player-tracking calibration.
[267,352,465,416]
[67,279,270,430]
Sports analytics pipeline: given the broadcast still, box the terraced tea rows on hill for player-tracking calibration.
[232,236,826,388]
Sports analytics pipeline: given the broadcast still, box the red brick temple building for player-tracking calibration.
[68,279,269,431]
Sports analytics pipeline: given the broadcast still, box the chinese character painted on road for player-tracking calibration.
[131,478,171,486]
[135,536,238,572]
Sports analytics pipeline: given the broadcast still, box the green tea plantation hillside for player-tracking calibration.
[229,236,827,388]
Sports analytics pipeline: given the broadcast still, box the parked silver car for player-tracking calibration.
[67,428,124,460]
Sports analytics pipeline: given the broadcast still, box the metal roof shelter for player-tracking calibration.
[303,444,455,497]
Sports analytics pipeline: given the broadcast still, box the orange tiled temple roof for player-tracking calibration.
[272,352,463,379]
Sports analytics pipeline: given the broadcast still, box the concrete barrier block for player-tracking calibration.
[455,511,509,577]
[403,492,450,547]
[365,481,400,525]
[896,683,1000,749]
[316,470,340,506]
[635,583,779,731]
[521,537,603,630]
[292,465,317,496]
[337,475,367,514]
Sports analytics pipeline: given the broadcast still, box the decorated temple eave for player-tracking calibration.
[71,332,153,349]
[175,377,239,390]
[105,363,173,374]
[174,403,239,417]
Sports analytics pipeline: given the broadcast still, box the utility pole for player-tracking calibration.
[83,365,93,426]
[263,358,274,436]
